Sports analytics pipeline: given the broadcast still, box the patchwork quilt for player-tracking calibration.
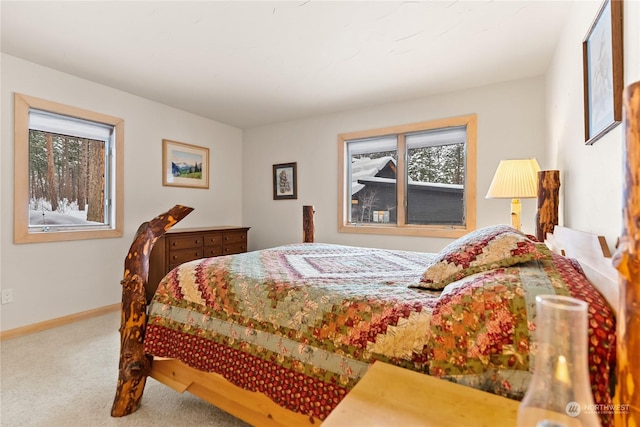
[143,243,616,425]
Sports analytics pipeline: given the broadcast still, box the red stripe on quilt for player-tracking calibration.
[144,324,348,420]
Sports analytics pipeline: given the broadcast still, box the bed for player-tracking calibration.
[112,81,640,427]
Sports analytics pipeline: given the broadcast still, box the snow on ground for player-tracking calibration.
[29,210,99,225]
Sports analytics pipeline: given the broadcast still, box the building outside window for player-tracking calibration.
[338,114,476,238]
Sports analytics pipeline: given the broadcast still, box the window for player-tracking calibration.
[338,115,476,238]
[14,93,124,243]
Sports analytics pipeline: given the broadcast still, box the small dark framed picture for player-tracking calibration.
[273,162,297,200]
[582,0,623,145]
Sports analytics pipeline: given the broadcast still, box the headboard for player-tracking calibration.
[545,226,618,316]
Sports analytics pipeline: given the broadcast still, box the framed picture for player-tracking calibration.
[162,139,209,189]
[582,0,623,145]
[273,162,297,200]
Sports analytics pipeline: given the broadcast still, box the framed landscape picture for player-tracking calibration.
[162,139,209,189]
[273,162,297,200]
[582,0,623,145]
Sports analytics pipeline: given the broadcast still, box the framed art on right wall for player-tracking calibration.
[582,0,623,145]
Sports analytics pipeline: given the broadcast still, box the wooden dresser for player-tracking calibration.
[147,226,249,303]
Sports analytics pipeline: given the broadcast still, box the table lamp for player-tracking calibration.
[485,158,540,231]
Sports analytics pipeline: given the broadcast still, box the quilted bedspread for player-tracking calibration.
[143,243,616,424]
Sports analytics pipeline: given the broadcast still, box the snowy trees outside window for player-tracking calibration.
[14,93,123,243]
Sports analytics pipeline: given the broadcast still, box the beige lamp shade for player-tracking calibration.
[485,158,541,199]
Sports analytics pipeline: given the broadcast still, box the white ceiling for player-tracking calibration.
[1,1,573,128]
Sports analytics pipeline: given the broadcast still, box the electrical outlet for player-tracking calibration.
[1,289,13,304]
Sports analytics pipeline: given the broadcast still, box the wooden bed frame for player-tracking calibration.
[112,82,640,426]
[111,205,322,426]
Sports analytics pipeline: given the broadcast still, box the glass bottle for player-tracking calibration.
[517,295,600,427]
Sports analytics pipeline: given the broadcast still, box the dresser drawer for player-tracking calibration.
[203,245,224,257]
[168,235,204,250]
[169,248,203,264]
[223,243,247,255]
[168,263,184,272]
[203,232,222,246]
[223,231,247,245]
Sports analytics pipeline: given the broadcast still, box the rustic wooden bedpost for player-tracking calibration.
[614,81,640,427]
[535,170,560,241]
[111,205,194,417]
[303,205,315,243]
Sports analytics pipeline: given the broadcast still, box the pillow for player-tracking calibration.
[414,224,548,290]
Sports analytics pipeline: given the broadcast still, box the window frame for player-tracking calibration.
[14,93,124,243]
[338,114,477,238]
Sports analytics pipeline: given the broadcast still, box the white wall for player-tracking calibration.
[546,0,640,251]
[0,54,244,331]
[243,76,548,253]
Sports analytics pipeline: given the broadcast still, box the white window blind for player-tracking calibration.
[346,135,397,155]
[406,126,466,149]
[29,109,113,141]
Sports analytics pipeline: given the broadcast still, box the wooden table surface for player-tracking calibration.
[323,362,520,427]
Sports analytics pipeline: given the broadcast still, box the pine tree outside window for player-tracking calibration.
[14,93,124,243]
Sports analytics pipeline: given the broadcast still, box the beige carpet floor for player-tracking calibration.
[0,311,250,427]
